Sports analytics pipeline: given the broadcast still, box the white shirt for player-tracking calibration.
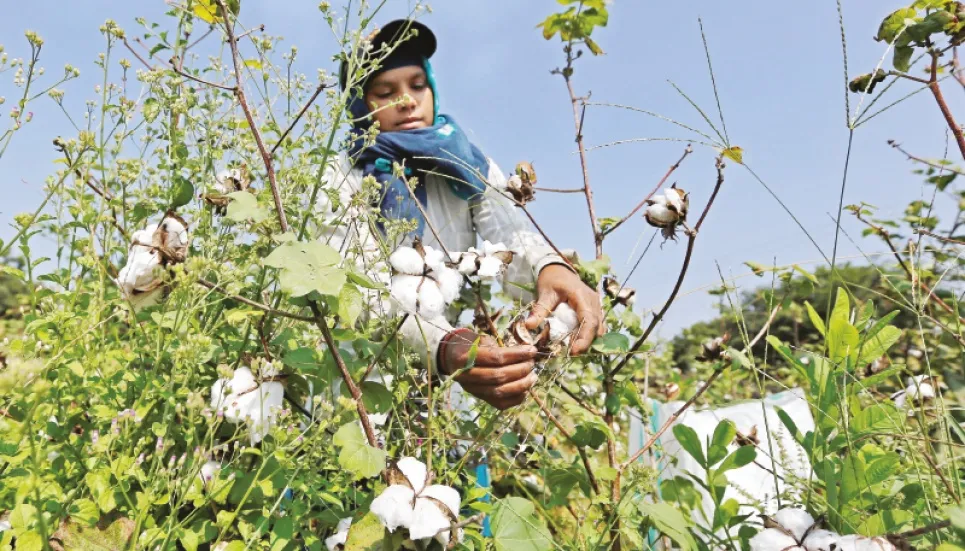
[315,152,564,362]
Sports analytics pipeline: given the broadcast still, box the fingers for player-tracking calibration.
[454,360,535,386]
[525,291,560,331]
[569,291,604,355]
[463,371,538,410]
[474,343,538,367]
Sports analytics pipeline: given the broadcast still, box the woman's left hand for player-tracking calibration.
[525,264,605,354]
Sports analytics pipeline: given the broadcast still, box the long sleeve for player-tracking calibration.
[470,160,568,301]
[314,154,453,367]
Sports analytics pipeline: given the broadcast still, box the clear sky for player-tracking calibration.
[2,1,962,338]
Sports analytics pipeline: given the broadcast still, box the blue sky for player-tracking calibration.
[2,1,962,337]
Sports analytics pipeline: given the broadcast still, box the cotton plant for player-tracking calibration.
[369,456,462,546]
[644,185,689,240]
[210,364,284,445]
[115,212,190,310]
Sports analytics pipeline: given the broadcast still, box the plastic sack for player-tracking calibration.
[628,388,815,532]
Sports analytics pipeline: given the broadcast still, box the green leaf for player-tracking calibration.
[876,8,918,43]
[16,531,43,551]
[264,240,346,297]
[894,45,914,72]
[584,36,604,55]
[337,285,364,327]
[491,497,553,551]
[722,146,744,165]
[804,301,826,336]
[672,424,706,467]
[707,420,737,466]
[840,452,867,505]
[244,59,262,70]
[865,452,900,487]
[226,192,269,223]
[170,177,195,209]
[68,499,100,527]
[333,422,386,480]
[852,403,899,435]
[828,316,859,365]
[639,501,697,551]
[592,332,629,354]
[344,513,383,551]
[857,325,901,365]
[830,288,851,325]
[716,445,756,475]
[10,502,38,532]
[858,510,913,537]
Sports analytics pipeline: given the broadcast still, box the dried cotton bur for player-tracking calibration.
[603,276,635,306]
[116,211,190,310]
[203,164,252,213]
[506,161,537,205]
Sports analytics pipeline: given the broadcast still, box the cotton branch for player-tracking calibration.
[529,390,601,495]
[216,0,290,233]
[271,81,336,156]
[889,139,965,176]
[196,278,314,322]
[602,144,693,237]
[611,155,727,378]
[928,52,965,161]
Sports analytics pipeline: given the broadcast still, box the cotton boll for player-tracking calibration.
[773,508,815,541]
[408,497,454,542]
[834,535,897,551]
[396,456,428,494]
[422,246,446,272]
[664,187,689,214]
[325,517,353,551]
[456,253,478,276]
[390,247,426,276]
[481,240,508,256]
[553,303,579,331]
[548,316,572,342]
[160,215,190,251]
[803,529,839,551]
[370,484,416,532]
[417,280,446,318]
[644,202,678,227]
[420,484,460,521]
[434,267,463,304]
[248,381,284,444]
[117,245,162,295]
[390,275,422,315]
[750,528,799,551]
[477,256,505,279]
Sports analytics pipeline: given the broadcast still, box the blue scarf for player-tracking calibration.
[347,58,489,238]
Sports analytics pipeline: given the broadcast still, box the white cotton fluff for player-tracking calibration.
[160,216,190,251]
[664,187,687,212]
[456,253,478,275]
[416,279,446,318]
[325,517,353,551]
[117,227,162,296]
[422,246,447,272]
[803,529,840,551]
[644,202,678,226]
[750,528,800,551]
[434,267,463,304]
[834,535,897,551]
[891,375,937,410]
[390,275,447,318]
[210,367,284,444]
[548,303,579,341]
[369,456,462,545]
[480,240,508,256]
[389,247,426,276]
[477,255,505,279]
[773,508,815,542]
[390,275,422,315]
[215,169,242,195]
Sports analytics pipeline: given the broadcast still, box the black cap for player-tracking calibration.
[339,19,437,91]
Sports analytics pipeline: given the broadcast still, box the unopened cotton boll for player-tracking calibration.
[750,528,800,551]
[389,247,426,276]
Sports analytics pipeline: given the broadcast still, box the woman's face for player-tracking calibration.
[364,65,434,132]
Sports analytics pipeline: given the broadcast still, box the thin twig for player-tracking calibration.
[533,186,585,194]
[927,51,965,160]
[122,39,154,70]
[196,278,314,322]
[270,81,335,156]
[602,144,693,237]
[899,519,951,538]
[889,139,965,176]
[953,46,965,92]
[529,390,601,495]
[565,78,603,258]
[611,155,727,378]
[916,228,965,246]
[310,303,380,448]
[216,0,290,233]
[167,56,237,91]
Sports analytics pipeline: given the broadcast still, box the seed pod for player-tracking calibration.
[507,161,537,204]
[662,382,681,400]
[603,276,636,306]
[734,425,759,447]
[511,317,550,349]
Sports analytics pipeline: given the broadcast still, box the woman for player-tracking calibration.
[323,19,603,410]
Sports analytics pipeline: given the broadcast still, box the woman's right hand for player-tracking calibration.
[439,330,539,410]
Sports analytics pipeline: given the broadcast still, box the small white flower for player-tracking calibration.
[370,457,462,546]
[389,246,426,276]
[773,509,815,542]
[803,529,839,551]
[325,517,353,551]
[750,528,800,551]
[210,367,284,444]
